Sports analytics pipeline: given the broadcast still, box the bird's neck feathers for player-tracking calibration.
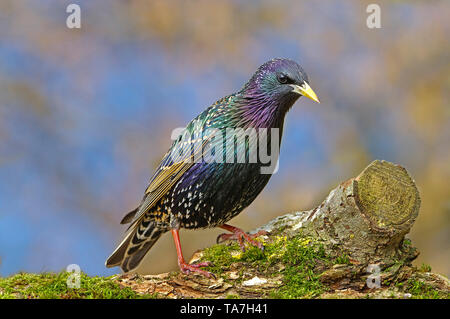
[233,83,299,129]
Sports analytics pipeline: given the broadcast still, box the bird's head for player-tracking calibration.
[242,58,320,106]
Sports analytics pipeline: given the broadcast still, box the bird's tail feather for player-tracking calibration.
[120,207,138,224]
[105,220,166,273]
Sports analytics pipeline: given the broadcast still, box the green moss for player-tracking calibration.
[0,272,157,299]
[269,237,327,298]
[419,263,432,272]
[334,254,351,265]
[396,278,449,299]
[201,243,239,274]
[202,235,329,298]
[403,238,412,247]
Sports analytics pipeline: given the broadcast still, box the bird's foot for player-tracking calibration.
[179,261,215,278]
[217,225,268,252]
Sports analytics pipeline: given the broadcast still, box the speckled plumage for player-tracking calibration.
[106,58,318,273]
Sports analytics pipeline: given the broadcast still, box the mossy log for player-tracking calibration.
[257,160,420,266]
[116,160,449,299]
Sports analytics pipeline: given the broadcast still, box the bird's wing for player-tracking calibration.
[126,115,213,228]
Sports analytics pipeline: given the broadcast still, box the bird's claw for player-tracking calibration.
[216,229,268,252]
[179,261,215,278]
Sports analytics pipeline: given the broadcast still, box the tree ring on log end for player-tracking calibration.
[353,160,420,233]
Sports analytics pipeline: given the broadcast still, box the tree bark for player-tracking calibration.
[116,160,449,299]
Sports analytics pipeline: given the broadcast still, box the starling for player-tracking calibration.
[106,58,319,277]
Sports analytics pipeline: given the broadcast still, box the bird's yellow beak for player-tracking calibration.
[290,82,320,103]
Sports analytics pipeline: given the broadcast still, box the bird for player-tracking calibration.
[105,58,319,277]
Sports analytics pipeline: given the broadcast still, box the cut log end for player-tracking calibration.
[353,160,420,234]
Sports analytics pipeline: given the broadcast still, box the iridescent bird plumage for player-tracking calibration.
[106,58,319,276]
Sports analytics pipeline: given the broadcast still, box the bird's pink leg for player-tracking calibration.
[171,229,214,278]
[217,224,268,252]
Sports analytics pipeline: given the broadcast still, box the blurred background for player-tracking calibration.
[0,0,449,277]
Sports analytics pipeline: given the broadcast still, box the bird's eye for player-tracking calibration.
[277,73,289,84]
